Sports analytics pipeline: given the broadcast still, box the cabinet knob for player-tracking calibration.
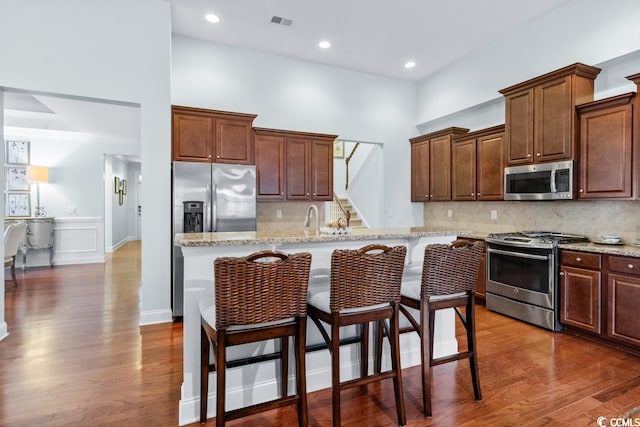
[579,189,584,193]
[559,272,565,276]
[216,155,220,159]
[536,152,541,157]
[306,193,309,196]
[208,154,212,158]
[313,193,316,196]
[527,154,532,158]
[628,264,635,269]
[576,257,582,262]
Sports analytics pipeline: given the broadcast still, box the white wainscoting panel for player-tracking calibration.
[53,217,105,265]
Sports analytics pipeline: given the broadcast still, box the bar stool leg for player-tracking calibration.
[216,333,226,427]
[331,321,341,427]
[200,326,210,423]
[422,299,432,417]
[389,303,406,425]
[281,335,289,398]
[296,317,309,427]
[467,295,482,401]
[360,322,369,379]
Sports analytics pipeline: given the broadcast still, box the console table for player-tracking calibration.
[13,217,55,267]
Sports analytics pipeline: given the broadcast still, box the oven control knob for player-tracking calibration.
[513,288,519,294]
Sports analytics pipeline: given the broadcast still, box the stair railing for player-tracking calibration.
[330,196,351,227]
[345,142,360,190]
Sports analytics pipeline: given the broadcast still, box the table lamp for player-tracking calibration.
[26,165,49,217]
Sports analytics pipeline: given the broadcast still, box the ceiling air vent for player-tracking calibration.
[270,16,293,26]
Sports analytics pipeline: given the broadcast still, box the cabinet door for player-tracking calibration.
[607,273,640,347]
[579,103,633,199]
[535,76,573,161]
[215,118,254,164]
[172,113,213,162]
[285,138,310,200]
[310,140,333,200]
[429,135,451,201]
[411,141,430,202]
[505,88,534,165]
[255,134,285,200]
[477,132,505,200]
[452,138,476,201]
[560,266,601,334]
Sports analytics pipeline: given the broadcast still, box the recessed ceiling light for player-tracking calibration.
[318,41,331,49]
[205,14,220,23]
[404,61,416,69]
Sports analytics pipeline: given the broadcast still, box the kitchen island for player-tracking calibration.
[175,227,470,425]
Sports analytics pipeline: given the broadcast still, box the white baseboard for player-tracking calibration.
[0,321,8,341]
[139,309,174,326]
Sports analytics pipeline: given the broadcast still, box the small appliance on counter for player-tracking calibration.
[171,162,257,319]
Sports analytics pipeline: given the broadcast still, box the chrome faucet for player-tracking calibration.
[303,204,319,232]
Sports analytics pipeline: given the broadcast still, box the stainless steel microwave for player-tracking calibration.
[504,160,574,200]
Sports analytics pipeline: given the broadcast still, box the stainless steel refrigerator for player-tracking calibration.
[171,161,257,318]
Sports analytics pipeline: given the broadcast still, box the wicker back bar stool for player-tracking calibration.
[199,250,312,426]
[377,239,483,417]
[307,244,407,426]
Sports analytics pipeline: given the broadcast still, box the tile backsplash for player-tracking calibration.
[424,200,640,242]
[257,201,326,233]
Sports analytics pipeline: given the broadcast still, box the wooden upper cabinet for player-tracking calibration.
[254,127,336,201]
[452,125,505,201]
[310,139,334,200]
[410,140,430,202]
[500,63,601,166]
[577,93,635,200]
[452,137,476,201]
[254,131,285,200]
[172,112,213,162]
[285,137,311,200]
[410,127,469,202]
[171,106,257,164]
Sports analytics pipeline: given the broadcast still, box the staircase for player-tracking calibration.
[334,197,364,228]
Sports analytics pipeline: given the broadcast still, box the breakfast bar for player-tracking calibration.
[175,227,468,425]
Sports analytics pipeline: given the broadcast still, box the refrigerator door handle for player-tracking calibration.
[205,183,213,232]
[211,184,217,232]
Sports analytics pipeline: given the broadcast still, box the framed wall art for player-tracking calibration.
[333,140,344,158]
[6,166,29,191]
[6,192,31,217]
[6,140,30,165]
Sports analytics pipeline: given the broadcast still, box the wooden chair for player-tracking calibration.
[4,222,27,286]
[377,239,483,417]
[307,244,407,426]
[199,250,312,426]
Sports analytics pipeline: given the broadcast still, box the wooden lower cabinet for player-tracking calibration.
[606,256,640,347]
[560,265,601,334]
[560,250,640,352]
[560,250,602,334]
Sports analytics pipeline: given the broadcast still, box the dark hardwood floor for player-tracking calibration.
[2,241,639,426]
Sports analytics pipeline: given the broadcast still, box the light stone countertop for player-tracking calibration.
[175,227,473,247]
[558,242,640,258]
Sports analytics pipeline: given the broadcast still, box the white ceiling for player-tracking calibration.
[169,0,574,81]
[4,0,574,153]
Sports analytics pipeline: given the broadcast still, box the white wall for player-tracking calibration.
[171,35,419,228]
[0,0,172,326]
[416,0,640,129]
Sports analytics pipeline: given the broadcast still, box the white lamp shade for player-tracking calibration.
[26,165,49,183]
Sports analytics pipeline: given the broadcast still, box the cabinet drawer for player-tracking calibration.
[608,256,640,276]
[560,250,601,269]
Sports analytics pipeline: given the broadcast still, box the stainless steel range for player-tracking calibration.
[485,231,590,331]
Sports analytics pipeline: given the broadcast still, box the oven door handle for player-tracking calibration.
[487,248,549,261]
